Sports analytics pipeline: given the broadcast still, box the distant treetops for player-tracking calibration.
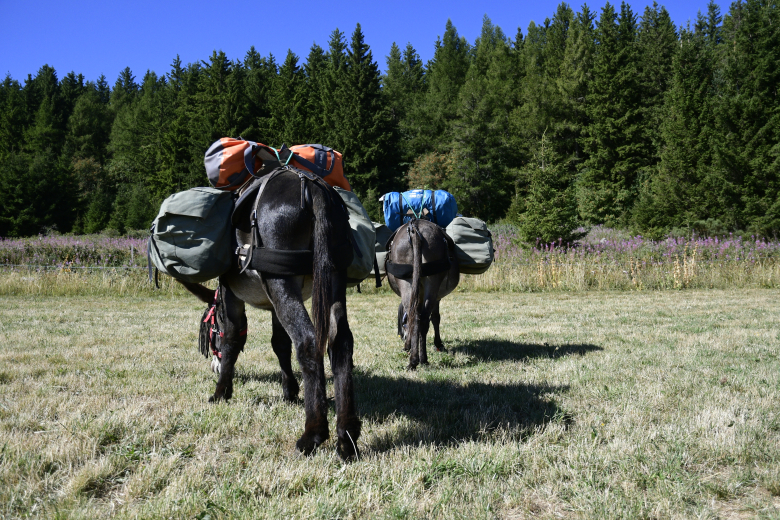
[1,1,778,240]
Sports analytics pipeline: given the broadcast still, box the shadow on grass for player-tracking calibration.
[449,339,602,362]
[354,368,572,452]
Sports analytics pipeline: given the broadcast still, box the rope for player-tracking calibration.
[401,192,421,219]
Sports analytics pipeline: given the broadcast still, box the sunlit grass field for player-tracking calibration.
[2,289,779,518]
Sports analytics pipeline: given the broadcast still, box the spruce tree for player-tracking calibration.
[341,24,397,212]
[243,46,276,143]
[517,132,580,243]
[417,20,471,153]
[633,25,716,235]
[449,15,517,221]
[383,42,426,168]
[710,0,780,234]
[267,50,307,146]
[636,2,678,172]
[303,43,328,141]
[578,1,643,225]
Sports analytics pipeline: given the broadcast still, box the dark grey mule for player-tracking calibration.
[180,169,360,460]
[386,219,459,369]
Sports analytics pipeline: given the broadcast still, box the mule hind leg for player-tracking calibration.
[431,300,446,352]
[328,276,361,460]
[265,277,329,455]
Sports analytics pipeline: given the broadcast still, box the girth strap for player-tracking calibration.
[248,248,314,277]
[385,256,451,280]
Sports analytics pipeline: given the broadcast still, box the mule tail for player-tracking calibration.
[312,185,335,356]
[407,220,423,354]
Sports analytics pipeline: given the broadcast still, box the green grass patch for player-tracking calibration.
[1,290,779,518]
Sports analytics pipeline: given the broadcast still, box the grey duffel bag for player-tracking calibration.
[148,187,234,283]
[371,221,392,277]
[445,216,495,275]
[334,187,376,285]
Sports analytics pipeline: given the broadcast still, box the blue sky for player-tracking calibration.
[1,0,730,85]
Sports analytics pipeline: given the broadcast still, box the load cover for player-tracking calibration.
[382,189,457,231]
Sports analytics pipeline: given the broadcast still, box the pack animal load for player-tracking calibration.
[445,217,494,275]
[382,189,458,231]
[204,138,351,192]
[148,187,234,283]
[150,139,372,286]
[381,190,494,276]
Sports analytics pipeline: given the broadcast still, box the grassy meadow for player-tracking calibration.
[1,289,779,519]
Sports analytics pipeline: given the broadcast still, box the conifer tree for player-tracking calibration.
[516,132,580,243]
[636,2,678,170]
[267,50,307,146]
[417,20,471,153]
[0,75,27,156]
[65,84,112,165]
[243,46,276,143]
[383,42,426,168]
[341,24,397,211]
[633,25,716,235]
[578,1,643,225]
[303,43,328,140]
[110,67,138,112]
[557,5,596,163]
[449,15,517,221]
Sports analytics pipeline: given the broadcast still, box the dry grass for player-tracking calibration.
[1,290,779,519]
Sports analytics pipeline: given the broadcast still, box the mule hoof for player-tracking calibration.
[406,363,418,371]
[282,387,299,402]
[295,434,325,456]
[336,438,360,461]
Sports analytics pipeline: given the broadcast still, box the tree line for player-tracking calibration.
[1,0,778,240]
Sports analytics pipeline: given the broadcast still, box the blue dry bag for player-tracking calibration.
[382,189,458,231]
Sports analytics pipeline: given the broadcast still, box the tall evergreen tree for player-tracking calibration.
[417,20,471,154]
[633,25,717,234]
[383,42,426,169]
[267,50,308,146]
[448,15,518,221]
[578,1,643,225]
[636,2,678,171]
[516,132,580,243]
[710,0,780,234]
[341,24,397,211]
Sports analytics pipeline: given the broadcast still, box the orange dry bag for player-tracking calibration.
[286,144,352,191]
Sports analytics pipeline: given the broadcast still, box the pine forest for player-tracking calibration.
[1,0,779,242]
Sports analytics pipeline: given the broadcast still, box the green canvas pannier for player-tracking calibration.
[334,187,376,285]
[445,216,495,275]
[148,187,234,283]
[371,221,392,277]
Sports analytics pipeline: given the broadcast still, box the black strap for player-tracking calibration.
[373,254,382,288]
[249,247,314,277]
[239,168,287,274]
[147,235,161,288]
[385,256,450,279]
